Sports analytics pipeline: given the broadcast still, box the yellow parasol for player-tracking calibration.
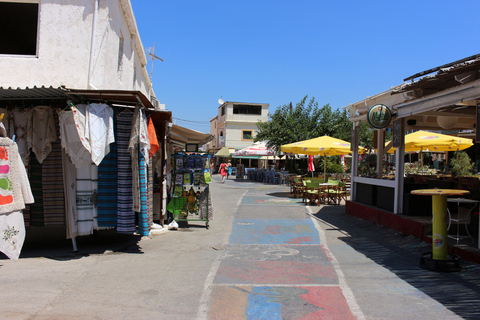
[384,131,473,173]
[281,136,363,178]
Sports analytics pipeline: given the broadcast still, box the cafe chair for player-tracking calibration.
[325,179,341,205]
[447,198,479,245]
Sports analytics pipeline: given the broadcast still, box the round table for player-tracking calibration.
[411,189,469,260]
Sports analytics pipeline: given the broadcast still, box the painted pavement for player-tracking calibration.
[208,186,356,319]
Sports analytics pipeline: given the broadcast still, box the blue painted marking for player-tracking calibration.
[229,219,321,244]
[246,287,281,320]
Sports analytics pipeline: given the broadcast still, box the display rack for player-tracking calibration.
[168,152,211,228]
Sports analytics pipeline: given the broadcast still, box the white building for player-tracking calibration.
[208,101,269,153]
[0,0,158,106]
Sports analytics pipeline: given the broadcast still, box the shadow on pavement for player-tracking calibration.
[311,205,480,320]
[0,230,144,261]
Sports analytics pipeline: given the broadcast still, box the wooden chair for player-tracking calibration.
[300,179,311,202]
[304,180,326,205]
[325,179,341,205]
[336,181,349,204]
[292,177,303,198]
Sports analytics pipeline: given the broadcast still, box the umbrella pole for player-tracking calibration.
[421,148,423,175]
[324,155,327,180]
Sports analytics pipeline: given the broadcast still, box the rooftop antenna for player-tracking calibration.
[147,43,164,84]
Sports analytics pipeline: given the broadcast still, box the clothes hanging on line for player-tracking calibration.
[27,105,57,164]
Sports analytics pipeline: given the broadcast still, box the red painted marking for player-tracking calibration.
[217,261,337,284]
[298,286,356,320]
[284,237,313,244]
[264,225,281,234]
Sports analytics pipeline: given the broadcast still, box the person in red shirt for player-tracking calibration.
[220,161,227,183]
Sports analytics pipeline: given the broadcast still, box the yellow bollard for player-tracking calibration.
[431,194,448,260]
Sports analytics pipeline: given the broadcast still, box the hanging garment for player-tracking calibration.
[137,151,149,236]
[97,110,118,228]
[62,150,77,239]
[59,109,92,167]
[0,138,34,260]
[41,111,64,227]
[9,108,30,165]
[128,108,140,212]
[148,117,159,158]
[116,110,136,234]
[86,103,114,166]
[148,159,154,226]
[76,163,98,236]
[29,155,44,226]
[0,108,10,137]
[27,106,57,164]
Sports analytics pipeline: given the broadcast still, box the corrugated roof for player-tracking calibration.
[0,86,70,100]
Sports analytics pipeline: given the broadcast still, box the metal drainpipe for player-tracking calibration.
[88,0,99,89]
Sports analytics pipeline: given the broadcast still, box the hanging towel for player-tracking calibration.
[86,103,114,166]
[148,117,159,158]
[62,150,77,239]
[137,151,149,236]
[97,110,118,228]
[41,111,65,227]
[116,110,135,234]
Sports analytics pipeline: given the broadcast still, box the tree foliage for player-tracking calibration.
[255,95,353,152]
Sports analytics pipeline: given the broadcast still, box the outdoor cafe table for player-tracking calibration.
[411,189,469,261]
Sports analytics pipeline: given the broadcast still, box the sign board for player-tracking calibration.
[393,119,404,148]
[367,104,392,129]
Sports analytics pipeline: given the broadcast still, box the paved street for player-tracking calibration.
[1,174,480,319]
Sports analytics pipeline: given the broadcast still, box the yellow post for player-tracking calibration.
[431,194,448,260]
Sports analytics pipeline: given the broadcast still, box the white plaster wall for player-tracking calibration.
[225,122,259,149]
[0,0,151,98]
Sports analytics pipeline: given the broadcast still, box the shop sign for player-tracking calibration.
[367,104,392,129]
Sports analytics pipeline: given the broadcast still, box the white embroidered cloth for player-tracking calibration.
[59,110,91,167]
[27,106,57,164]
[0,138,34,260]
[86,104,114,166]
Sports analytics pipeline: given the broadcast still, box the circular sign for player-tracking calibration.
[367,104,392,129]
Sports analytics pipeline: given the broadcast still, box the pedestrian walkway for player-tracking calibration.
[206,179,360,319]
[205,177,480,319]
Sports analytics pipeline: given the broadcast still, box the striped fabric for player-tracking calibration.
[76,163,97,236]
[138,151,149,236]
[148,159,153,226]
[29,154,44,226]
[42,111,65,227]
[116,110,136,234]
[97,110,118,228]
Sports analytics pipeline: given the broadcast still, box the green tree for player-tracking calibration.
[255,95,353,152]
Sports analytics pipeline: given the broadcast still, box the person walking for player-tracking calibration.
[220,161,227,183]
[227,160,232,179]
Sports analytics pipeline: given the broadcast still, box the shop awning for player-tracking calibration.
[169,124,213,149]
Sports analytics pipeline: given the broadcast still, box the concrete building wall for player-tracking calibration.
[0,0,152,99]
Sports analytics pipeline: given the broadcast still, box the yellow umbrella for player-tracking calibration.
[281,136,363,177]
[384,131,473,173]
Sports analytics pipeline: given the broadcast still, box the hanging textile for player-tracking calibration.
[116,110,136,233]
[9,108,30,165]
[138,151,149,236]
[148,117,159,158]
[41,111,65,227]
[62,149,77,239]
[148,159,154,226]
[128,107,150,212]
[27,106,57,164]
[97,110,118,228]
[0,137,34,260]
[76,163,98,236]
[29,155,43,226]
[0,108,10,137]
[86,103,114,166]
[60,108,92,167]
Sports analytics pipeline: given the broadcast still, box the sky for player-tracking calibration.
[131,0,480,133]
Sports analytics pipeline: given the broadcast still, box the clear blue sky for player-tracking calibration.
[131,0,480,132]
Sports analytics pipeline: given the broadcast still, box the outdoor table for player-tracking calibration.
[411,189,469,261]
